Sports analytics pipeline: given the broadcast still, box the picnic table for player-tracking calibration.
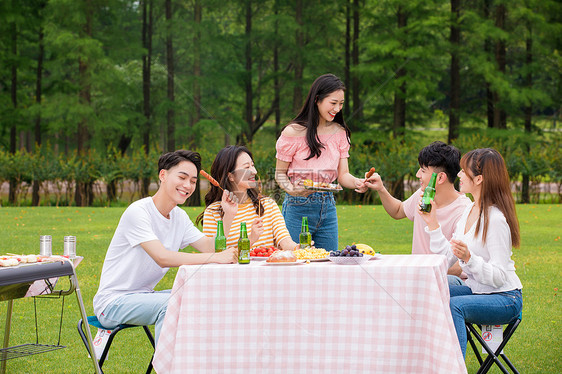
[153,254,467,373]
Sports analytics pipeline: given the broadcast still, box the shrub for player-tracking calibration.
[0,130,559,205]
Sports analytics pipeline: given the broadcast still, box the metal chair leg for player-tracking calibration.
[500,352,519,374]
[466,318,521,374]
[466,324,484,365]
[142,326,155,348]
[77,319,105,374]
[142,326,155,373]
[78,318,155,373]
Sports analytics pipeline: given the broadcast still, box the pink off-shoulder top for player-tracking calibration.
[275,130,350,184]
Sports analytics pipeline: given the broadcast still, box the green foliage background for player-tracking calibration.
[1,0,561,206]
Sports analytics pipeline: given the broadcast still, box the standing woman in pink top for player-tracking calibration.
[275,74,367,251]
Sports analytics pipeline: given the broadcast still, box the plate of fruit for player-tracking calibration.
[250,246,279,260]
[328,245,371,265]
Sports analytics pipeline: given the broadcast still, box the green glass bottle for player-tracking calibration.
[237,222,250,264]
[299,216,312,249]
[419,172,438,213]
[215,220,227,253]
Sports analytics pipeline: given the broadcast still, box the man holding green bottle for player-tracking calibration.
[365,141,470,281]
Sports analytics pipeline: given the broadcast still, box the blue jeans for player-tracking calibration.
[449,286,522,358]
[282,192,339,251]
[447,275,466,286]
[97,290,171,347]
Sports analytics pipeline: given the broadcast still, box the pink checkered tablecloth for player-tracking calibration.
[153,254,466,373]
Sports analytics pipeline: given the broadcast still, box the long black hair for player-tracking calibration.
[195,145,264,225]
[289,74,351,160]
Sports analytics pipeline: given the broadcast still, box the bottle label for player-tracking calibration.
[238,249,250,263]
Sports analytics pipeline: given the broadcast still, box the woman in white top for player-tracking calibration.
[419,148,522,358]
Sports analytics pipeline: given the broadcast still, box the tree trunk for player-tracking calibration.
[392,6,407,201]
[493,3,507,129]
[521,35,533,204]
[392,6,407,137]
[141,0,153,197]
[351,0,361,129]
[485,81,494,127]
[166,0,175,152]
[524,37,533,134]
[32,20,45,206]
[392,80,406,136]
[118,134,132,155]
[19,131,31,151]
[244,0,253,145]
[344,1,351,118]
[190,0,201,149]
[75,0,93,207]
[107,181,117,203]
[484,0,494,128]
[448,0,460,143]
[77,40,91,151]
[186,0,202,207]
[292,0,303,114]
[273,1,281,138]
[390,179,404,202]
[9,15,17,205]
[270,0,282,201]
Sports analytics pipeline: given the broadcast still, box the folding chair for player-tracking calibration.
[77,316,155,374]
[465,313,522,374]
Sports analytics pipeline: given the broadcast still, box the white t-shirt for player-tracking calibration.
[426,203,523,293]
[93,197,205,315]
[403,188,471,254]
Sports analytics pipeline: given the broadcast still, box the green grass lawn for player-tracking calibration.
[1,204,561,373]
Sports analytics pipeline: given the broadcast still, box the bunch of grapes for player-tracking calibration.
[330,244,363,257]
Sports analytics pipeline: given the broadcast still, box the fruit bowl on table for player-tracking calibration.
[328,244,371,265]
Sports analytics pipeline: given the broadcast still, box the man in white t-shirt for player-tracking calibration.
[365,141,470,281]
[93,150,238,345]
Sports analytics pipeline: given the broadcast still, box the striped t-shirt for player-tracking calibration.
[202,197,291,249]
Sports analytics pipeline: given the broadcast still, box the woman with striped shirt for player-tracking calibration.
[196,146,298,250]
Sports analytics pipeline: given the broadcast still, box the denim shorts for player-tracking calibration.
[282,192,339,251]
